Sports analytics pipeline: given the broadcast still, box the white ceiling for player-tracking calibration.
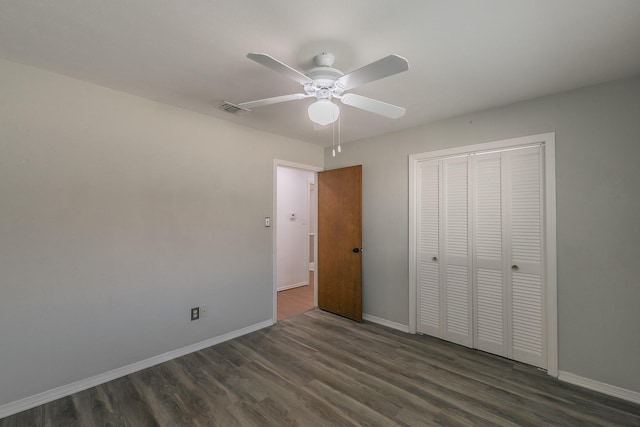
[1,1,640,146]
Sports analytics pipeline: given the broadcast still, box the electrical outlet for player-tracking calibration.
[190,307,200,321]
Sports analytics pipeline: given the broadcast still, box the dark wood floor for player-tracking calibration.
[2,309,640,426]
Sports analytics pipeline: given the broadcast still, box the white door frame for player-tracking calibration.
[408,132,557,377]
[273,160,323,324]
[307,180,316,272]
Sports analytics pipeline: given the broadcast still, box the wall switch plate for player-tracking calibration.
[190,307,200,321]
[264,217,271,227]
[200,305,207,318]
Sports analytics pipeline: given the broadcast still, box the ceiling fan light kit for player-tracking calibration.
[234,51,409,128]
[308,99,340,126]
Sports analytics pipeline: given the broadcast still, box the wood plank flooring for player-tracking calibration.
[2,309,639,426]
[277,272,315,321]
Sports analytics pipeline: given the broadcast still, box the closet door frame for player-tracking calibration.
[409,132,557,377]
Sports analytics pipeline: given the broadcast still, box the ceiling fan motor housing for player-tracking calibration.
[305,54,344,100]
[306,67,343,88]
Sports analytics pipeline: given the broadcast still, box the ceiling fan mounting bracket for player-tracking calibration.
[313,52,335,67]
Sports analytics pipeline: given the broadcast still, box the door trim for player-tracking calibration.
[273,160,323,324]
[408,132,557,377]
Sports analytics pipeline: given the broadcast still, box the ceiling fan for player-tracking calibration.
[230,52,409,126]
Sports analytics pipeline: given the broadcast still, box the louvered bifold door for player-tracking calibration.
[506,146,546,368]
[442,157,473,347]
[416,160,442,337]
[472,152,508,356]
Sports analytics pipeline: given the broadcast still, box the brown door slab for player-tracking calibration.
[317,165,362,321]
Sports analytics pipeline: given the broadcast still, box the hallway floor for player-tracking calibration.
[277,272,314,320]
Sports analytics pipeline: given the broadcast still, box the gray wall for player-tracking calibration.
[325,75,640,393]
[0,59,323,406]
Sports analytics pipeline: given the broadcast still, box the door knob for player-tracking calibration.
[511,265,519,270]
[432,257,438,261]
[352,248,360,253]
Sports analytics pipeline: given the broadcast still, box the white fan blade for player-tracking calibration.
[340,93,406,119]
[238,93,308,110]
[337,54,409,90]
[247,53,313,85]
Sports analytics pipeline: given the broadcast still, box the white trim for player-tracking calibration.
[543,134,558,377]
[559,371,640,405]
[273,160,323,323]
[410,133,554,161]
[277,281,309,292]
[363,313,410,333]
[408,156,418,334]
[409,132,558,377]
[274,159,324,172]
[0,319,273,419]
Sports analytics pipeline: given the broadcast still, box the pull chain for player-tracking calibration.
[332,108,336,157]
[332,118,336,157]
[338,114,342,153]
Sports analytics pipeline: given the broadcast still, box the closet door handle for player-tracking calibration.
[432,257,438,262]
[511,265,519,270]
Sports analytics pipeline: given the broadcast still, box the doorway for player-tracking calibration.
[274,160,322,321]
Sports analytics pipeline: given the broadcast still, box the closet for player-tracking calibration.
[413,141,549,369]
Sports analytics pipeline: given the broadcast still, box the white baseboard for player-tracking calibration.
[277,281,308,292]
[0,319,274,419]
[558,371,640,404]
[363,313,410,333]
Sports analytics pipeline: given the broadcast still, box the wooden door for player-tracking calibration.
[317,165,362,321]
